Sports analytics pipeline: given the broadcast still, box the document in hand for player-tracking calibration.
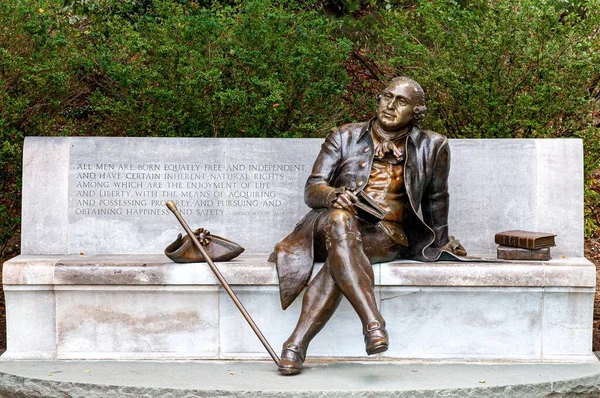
[354,191,387,224]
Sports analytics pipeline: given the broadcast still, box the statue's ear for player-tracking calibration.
[413,104,427,122]
[376,94,382,105]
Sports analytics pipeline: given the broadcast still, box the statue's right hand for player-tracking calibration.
[330,189,358,215]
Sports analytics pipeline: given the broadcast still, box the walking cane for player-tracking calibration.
[166,200,280,366]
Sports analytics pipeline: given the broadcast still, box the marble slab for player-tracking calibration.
[7,137,592,361]
[21,137,584,257]
[54,286,220,360]
[4,254,595,288]
[380,287,544,360]
[2,254,595,361]
[3,288,56,360]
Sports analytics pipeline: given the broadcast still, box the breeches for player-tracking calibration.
[312,209,407,264]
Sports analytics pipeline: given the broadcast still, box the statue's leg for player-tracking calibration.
[284,262,342,346]
[279,261,341,375]
[279,209,401,375]
[323,209,383,333]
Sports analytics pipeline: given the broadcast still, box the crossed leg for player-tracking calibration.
[279,209,403,374]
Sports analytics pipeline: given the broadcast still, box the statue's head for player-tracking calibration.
[376,76,427,132]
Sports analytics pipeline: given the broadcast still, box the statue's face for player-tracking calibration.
[376,80,418,132]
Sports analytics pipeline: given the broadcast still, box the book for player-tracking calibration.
[354,191,387,223]
[494,230,556,249]
[497,245,551,261]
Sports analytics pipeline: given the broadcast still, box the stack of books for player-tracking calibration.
[494,230,556,261]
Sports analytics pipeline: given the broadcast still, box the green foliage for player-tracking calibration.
[579,128,600,238]
[1,0,599,254]
[68,0,350,137]
[1,0,351,139]
[357,0,600,139]
[0,134,22,256]
[0,0,353,255]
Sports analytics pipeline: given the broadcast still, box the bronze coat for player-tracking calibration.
[273,121,452,309]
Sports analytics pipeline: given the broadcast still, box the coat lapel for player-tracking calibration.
[405,126,423,215]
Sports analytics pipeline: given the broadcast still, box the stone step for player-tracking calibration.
[0,360,599,397]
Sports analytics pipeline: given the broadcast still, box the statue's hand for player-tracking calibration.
[330,188,358,215]
[442,235,467,256]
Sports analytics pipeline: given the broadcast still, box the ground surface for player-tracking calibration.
[1,360,600,397]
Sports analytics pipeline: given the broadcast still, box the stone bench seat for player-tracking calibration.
[4,253,595,362]
[3,136,596,363]
[5,254,595,288]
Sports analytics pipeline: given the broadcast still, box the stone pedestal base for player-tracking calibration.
[2,254,596,362]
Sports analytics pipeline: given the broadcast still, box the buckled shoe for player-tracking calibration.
[364,321,389,355]
[278,343,305,375]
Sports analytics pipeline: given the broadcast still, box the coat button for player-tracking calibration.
[363,147,369,153]
[356,180,364,187]
[359,161,367,168]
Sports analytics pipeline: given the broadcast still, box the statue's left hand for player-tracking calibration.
[442,236,467,256]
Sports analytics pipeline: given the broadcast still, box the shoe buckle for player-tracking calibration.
[365,321,382,334]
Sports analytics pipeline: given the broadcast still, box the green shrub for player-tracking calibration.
[346,0,600,140]
[1,0,599,255]
[59,0,352,138]
[580,127,600,238]
[0,0,354,255]
[0,134,22,257]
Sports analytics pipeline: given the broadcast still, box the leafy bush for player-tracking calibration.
[0,0,353,256]
[1,0,599,256]
[343,0,600,140]
[580,128,600,238]
[56,0,352,138]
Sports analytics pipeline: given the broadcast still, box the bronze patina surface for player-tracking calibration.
[271,77,467,375]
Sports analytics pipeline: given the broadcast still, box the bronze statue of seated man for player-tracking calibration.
[270,76,466,375]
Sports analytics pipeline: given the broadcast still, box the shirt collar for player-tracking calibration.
[371,123,409,160]
[361,117,418,139]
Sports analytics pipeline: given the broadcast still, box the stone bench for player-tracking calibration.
[2,137,596,362]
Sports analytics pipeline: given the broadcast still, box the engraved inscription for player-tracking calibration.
[71,162,306,218]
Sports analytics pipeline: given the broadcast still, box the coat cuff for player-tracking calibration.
[325,187,347,208]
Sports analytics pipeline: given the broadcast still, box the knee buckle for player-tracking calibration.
[325,231,362,250]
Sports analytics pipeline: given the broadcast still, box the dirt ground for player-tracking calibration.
[586,235,600,351]
[0,278,5,350]
[0,230,18,350]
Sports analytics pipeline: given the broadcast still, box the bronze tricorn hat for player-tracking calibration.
[165,228,244,262]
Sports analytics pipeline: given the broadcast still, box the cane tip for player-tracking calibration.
[166,200,178,213]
